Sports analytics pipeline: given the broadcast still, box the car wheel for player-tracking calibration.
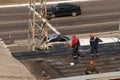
[48,46,53,49]
[72,12,77,17]
[51,14,56,18]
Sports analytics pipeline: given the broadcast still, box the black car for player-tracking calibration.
[47,3,81,18]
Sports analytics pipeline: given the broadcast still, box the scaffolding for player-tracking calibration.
[28,0,48,51]
[28,0,60,51]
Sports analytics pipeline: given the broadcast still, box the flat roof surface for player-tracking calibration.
[51,71,120,80]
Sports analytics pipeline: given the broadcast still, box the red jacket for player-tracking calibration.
[71,35,80,48]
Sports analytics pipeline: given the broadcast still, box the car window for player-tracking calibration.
[56,4,66,8]
[58,4,65,9]
[55,7,59,11]
[49,34,67,42]
[61,3,75,9]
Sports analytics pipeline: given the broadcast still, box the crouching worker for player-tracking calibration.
[70,34,80,62]
[85,60,99,75]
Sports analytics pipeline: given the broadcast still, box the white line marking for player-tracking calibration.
[0,0,96,8]
[0,20,27,24]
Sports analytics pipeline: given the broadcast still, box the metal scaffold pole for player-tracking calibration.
[32,0,36,51]
[28,0,32,51]
[118,21,120,42]
[28,0,36,51]
[32,0,35,51]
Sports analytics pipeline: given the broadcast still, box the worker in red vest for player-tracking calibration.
[70,34,80,60]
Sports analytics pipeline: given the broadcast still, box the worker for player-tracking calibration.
[70,34,80,61]
[89,32,102,56]
[85,60,99,75]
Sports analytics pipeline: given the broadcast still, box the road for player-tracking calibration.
[0,0,120,40]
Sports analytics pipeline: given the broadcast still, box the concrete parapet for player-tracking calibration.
[0,39,36,80]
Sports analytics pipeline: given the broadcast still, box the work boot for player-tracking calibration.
[91,54,95,57]
[74,59,79,64]
[96,53,100,57]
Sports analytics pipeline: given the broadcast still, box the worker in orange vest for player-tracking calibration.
[85,60,99,74]
[89,32,102,56]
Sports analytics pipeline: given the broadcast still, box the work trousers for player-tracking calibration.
[91,46,98,55]
[72,46,79,60]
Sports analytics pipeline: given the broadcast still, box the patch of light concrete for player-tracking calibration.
[80,37,119,46]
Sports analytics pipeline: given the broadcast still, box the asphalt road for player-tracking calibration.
[0,0,120,40]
